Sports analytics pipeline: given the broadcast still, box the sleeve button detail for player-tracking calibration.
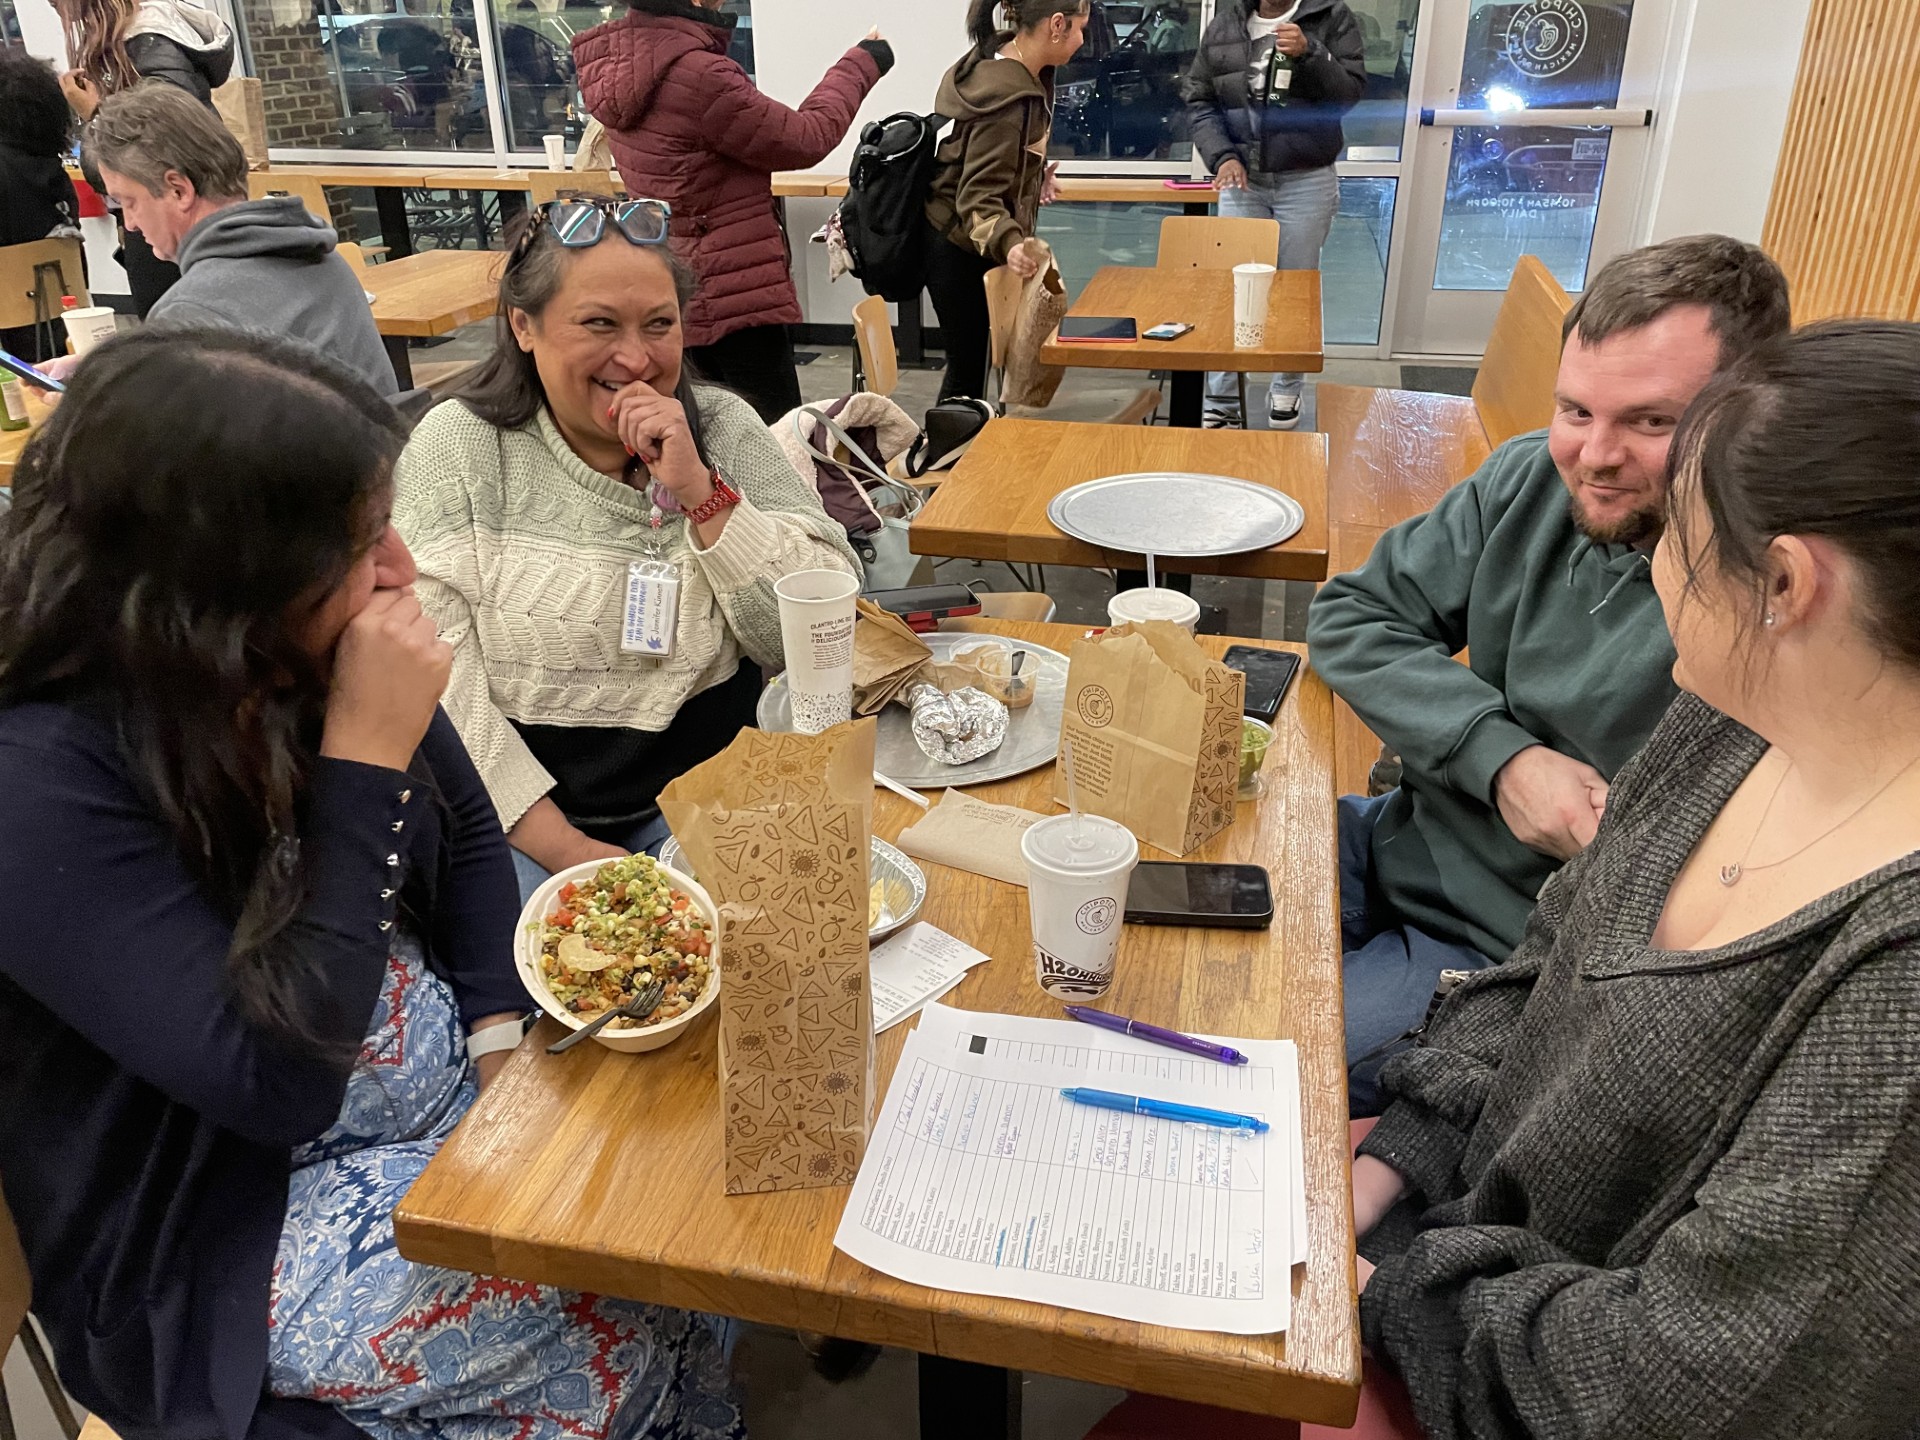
[398,788,413,804]
[378,920,393,932]
[391,820,405,833]
[387,853,401,867]
[380,887,395,900]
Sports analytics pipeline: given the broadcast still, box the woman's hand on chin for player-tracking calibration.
[608,380,714,508]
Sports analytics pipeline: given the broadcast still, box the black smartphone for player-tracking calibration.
[0,349,65,393]
[1221,645,1301,722]
[1124,862,1274,928]
[860,583,983,632]
[1056,315,1138,343]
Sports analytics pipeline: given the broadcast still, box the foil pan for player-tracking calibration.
[657,835,927,946]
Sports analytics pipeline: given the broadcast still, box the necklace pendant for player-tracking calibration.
[1719,863,1743,887]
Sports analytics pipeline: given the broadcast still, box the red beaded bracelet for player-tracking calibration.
[686,469,741,525]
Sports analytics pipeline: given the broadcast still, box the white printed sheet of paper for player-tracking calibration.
[868,924,992,1033]
[833,1006,1300,1333]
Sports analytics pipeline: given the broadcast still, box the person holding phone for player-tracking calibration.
[923,0,1088,402]
[1184,0,1365,429]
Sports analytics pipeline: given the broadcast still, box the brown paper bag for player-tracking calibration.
[1003,243,1070,409]
[658,721,877,1195]
[851,599,931,715]
[1051,622,1245,856]
[212,78,270,171]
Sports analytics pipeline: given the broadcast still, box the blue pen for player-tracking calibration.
[1059,1087,1269,1133]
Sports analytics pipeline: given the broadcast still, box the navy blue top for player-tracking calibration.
[0,704,524,1440]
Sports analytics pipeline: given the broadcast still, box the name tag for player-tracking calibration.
[622,560,680,657]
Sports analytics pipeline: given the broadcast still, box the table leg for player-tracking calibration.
[499,191,530,229]
[1184,198,1211,218]
[1168,370,1204,428]
[375,187,414,260]
[898,301,926,367]
[384,335,414,391]
[917,1355,1020,1440]
[1116,567,1193,596]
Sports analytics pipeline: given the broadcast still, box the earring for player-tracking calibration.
[1764,613,1777,627]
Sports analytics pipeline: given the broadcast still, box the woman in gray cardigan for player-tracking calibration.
[1353,321,1920,1439]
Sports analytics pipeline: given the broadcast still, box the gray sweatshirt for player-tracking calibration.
[148,196,397,396]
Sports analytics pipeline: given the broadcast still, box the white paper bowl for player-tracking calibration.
[515,858,722,1053]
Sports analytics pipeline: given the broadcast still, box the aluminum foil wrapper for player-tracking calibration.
[905,683,1008,765]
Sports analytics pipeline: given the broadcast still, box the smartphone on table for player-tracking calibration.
[0,349,66,393]
[1056,316,1138,344]
[1143,321,1193,341]
[1124,862,1274,928]
[1221,644,1301,722]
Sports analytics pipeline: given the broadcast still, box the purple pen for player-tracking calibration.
[1062,1005,1249,1065]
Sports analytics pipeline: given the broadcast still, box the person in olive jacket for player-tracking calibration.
[1184,0,1364,429]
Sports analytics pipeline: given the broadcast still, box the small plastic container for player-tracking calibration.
[1238,717,1275,800]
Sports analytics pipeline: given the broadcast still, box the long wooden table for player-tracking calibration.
[361,248,503,388]
[393,619,1359,1431]
[912,418,1330,584]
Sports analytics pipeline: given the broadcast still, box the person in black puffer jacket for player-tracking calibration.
[0,50,82,362]
[1183,0,1364,430]
[52,0,234,316]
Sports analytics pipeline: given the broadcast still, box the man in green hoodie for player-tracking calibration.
[1309,234,1790,1113]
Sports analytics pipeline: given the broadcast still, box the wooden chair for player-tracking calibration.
[336,240,369,276]
[527,169,620,206]
[1318,254,1573,795]
[982,263,1160,426]
[2,1184,84,1440]
[850,293,899,398]
[0,237,90,331]
[1155,215,1282,420]
[248,170,331,225]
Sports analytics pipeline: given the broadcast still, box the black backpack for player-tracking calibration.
[839,110,949,303]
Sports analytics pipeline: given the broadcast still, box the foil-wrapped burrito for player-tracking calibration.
[906,683,1008,765]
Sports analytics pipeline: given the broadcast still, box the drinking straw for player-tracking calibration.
[875,770,930,809]
[1062,738,1092,851]
[1145,553,1158,589]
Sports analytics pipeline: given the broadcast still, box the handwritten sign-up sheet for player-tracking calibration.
[834,1005,1299,1333]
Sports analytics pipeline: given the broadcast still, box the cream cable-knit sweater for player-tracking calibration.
[394,389,859,830]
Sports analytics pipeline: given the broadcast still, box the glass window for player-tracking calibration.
[1051,0,1200,164]
[1325,176,1394,344]
[1433,0,1634,291]
[1341,0,1419,160]
[1036,200,1181,303]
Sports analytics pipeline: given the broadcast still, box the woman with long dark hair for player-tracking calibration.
[396,195,857,900]
[0,50,82,362]
[52,0,233,314]
[0,329,746,1440]
[922,0,1087,401]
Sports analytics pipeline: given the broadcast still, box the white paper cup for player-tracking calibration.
[542,133,567,171]
[63,305,118,356]
[1233,262,1276,349]
[1108,587,1201,634]
[1022,813,1139,1001]
[775,568,860,734]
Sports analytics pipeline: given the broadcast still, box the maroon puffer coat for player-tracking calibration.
[574,0,882,347]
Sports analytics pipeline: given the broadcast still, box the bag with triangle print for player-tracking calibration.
[659,719,877,1195]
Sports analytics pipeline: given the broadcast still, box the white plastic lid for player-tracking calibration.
[1021,813,1139,878]
[1108,588,1202,628]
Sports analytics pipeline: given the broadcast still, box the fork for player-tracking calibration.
[547,977,667,1054]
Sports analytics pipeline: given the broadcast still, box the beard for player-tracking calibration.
[1566,473,1664,547]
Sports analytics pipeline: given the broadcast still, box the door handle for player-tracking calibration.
[1419,107,1653,128]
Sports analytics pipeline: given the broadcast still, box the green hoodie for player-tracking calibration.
[1306,431,1679,959]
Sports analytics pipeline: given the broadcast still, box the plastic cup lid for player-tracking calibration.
[1108,588,1201,626]
[1022,812,1138,876]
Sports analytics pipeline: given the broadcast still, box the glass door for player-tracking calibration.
[1389,0,1672,355]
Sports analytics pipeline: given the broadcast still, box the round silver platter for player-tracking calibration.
[758,632,1070,789]
[1047,472,1306,557]
[658,836,927,946]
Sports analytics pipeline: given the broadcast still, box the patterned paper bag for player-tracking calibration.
[1051,622,1245,856]
[658,720,876,1194]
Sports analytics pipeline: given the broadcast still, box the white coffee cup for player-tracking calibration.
[1107,587,1201,634]
[63,305,119,356]
[1022,813,1139,1001]
[542,133,567,171]
[774,568,860,734]
[1233,262,1276,349]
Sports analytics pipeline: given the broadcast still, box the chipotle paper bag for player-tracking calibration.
[1003,244,1070,409]
[852,599,931,715]
[1051,622,1245,856]
[212,77,269,171]
[658,721,876,1195]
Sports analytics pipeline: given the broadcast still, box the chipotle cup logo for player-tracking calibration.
[1076,684,1115,728]
[1076,897,1118,935]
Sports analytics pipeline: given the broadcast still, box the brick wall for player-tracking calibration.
[239,0,346,150]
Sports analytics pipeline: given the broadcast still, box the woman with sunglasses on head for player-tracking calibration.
[396,196,859,902]
[573,0,891,423]
[0,329,746,1440]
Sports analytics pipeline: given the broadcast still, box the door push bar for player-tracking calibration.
[1419,107,1654,128]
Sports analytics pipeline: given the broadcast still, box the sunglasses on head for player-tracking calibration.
[512,195,672,263]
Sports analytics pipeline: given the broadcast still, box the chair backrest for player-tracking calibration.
[851,294,898,397]
[0,237,91,330]
[1,1181,29,1349]
[1471,254,1574,449]
[248,170,332,226]
[983,265,1023,372]
[1155,215,1280,271]
[336,240,370,275]
[527,169,620,206]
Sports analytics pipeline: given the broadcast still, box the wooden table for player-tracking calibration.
[1042,266,1324,429]
[912,418,1330,584]
[1054,176,1218,210]
[393,619,1358,1432]
[362,249,503,388]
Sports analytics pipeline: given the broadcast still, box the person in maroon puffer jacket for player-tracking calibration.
[575,0,891,423]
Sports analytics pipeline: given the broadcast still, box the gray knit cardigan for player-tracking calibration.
[1359,693,1920,1440]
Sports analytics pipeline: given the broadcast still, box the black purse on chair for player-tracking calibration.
[904,396,995,480]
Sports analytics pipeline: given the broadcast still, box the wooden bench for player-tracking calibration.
[1319,255,1573,796]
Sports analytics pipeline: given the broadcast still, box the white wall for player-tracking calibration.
[16,0,67,65]
[1636,0,1812,244]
